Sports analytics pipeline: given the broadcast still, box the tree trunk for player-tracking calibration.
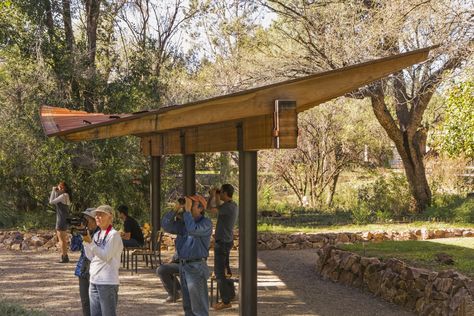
[61,0,80,102]
[326,171,340,207]
[394,131,432,212]
[370,88,432,212]
[84,0,102,112]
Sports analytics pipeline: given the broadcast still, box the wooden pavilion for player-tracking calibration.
[40,46,434,316]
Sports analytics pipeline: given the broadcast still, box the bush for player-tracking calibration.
[423,194,474,223]
[357,173,411,219]
[351,202,374,224]
[0,299,47,316]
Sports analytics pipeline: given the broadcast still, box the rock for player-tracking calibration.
[300,241,313,249]
[449,288,467,312]
[257,242,268,250]
[351,262,361,275]
[434,229,445,238]
[386,258,404,274]
[434,277,453,293]
[289,233,306,243]
[11,243,21,251]
[463,230,474,237]
[307,234,325,243]
[373,231,385,241]
[29,236,46,247]
[336,233,350,243]
[361,231,373,241]
[259,233,272,243]
[435,253,455,265]
[453,229,463,237]
[285,243,301,250]
[266,238,283,250]
[421,228,430,240]
[3,237,14,246]
[416,298,426,313]
[339,270,355,285]
[360,257,380,267]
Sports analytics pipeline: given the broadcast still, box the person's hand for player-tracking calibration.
[83,230,92,243]
[184,196,192,212]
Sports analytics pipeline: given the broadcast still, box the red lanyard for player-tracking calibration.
[95,225,112,246]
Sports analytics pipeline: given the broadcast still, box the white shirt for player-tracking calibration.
[49,188,71,205]
[84,227,123,285]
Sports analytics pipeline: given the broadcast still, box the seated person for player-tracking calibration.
[157,251,181,303]
[117,205,144,248]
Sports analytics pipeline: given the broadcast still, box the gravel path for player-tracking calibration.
[0,249,414,316]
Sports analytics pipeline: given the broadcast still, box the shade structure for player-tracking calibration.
[40,46,435,145]
[40,46,436,316]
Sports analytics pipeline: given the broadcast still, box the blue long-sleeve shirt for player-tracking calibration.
[162,211,212,260]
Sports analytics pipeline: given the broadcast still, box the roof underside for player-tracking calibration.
[40,46,435,143]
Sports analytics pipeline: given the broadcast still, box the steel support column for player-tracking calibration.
[150,156,161,250]
[183,154,196,196]
[239,150,258,316]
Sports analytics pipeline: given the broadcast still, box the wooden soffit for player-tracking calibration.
[141,100,297,155]
[40,46,435,143]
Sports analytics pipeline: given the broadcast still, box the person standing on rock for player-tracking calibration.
[208,184,238,311]
[49,181,72,263]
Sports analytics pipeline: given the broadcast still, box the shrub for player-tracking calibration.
[0,299,47,316]
[351,202,374,224]
[423,194,474,223]
[357,173,411,219]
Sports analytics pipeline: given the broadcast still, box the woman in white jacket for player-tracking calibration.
[82,205,123,316]
[49,181,72,263]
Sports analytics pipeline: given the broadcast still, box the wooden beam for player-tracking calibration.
[140,106,297,155]
[55,47,432,142]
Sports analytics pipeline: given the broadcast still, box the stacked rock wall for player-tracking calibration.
[2,228,474,251]
[315,246,474,316]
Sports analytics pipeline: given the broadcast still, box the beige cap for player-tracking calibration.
[94,205,114,216]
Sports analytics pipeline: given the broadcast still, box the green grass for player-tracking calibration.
[257,221,474,234]
[340,237,474,278]
[0,299,47,316]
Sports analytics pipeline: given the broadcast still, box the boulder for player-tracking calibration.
[336,233,350,243]
[285,243,301,250]
[266,238,283,250]
[434,277,453,293]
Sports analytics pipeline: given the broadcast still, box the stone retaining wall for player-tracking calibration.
[1,227,474,251]
[315,245,474,315]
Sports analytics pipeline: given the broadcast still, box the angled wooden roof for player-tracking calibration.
[40,46,435,143]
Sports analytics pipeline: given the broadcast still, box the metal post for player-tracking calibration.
[239,150,258,316]
[183,154,196,196]
[150,156,161,250]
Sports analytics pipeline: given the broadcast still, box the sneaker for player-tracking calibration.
[165,292,180,303]
[212,302,232,311]
[59,255,69,263]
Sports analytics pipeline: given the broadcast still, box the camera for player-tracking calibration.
[67,216,88,235]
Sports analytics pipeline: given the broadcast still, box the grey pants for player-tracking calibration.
[156,262,181,297]
[79,278,91,316]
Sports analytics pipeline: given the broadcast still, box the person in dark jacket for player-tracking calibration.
[117,205,144,247]
[75,208,99,316]
[162,194,212,316]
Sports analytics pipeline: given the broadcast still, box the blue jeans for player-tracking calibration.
[122,238,141,248]
[89,283,119,316]
[180,261,210,316]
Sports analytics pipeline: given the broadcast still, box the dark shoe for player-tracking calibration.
[165,292,180,303]
[212,302,232,311]
[59,255,69,263]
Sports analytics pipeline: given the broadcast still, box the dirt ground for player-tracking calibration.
[0,248,414,316]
